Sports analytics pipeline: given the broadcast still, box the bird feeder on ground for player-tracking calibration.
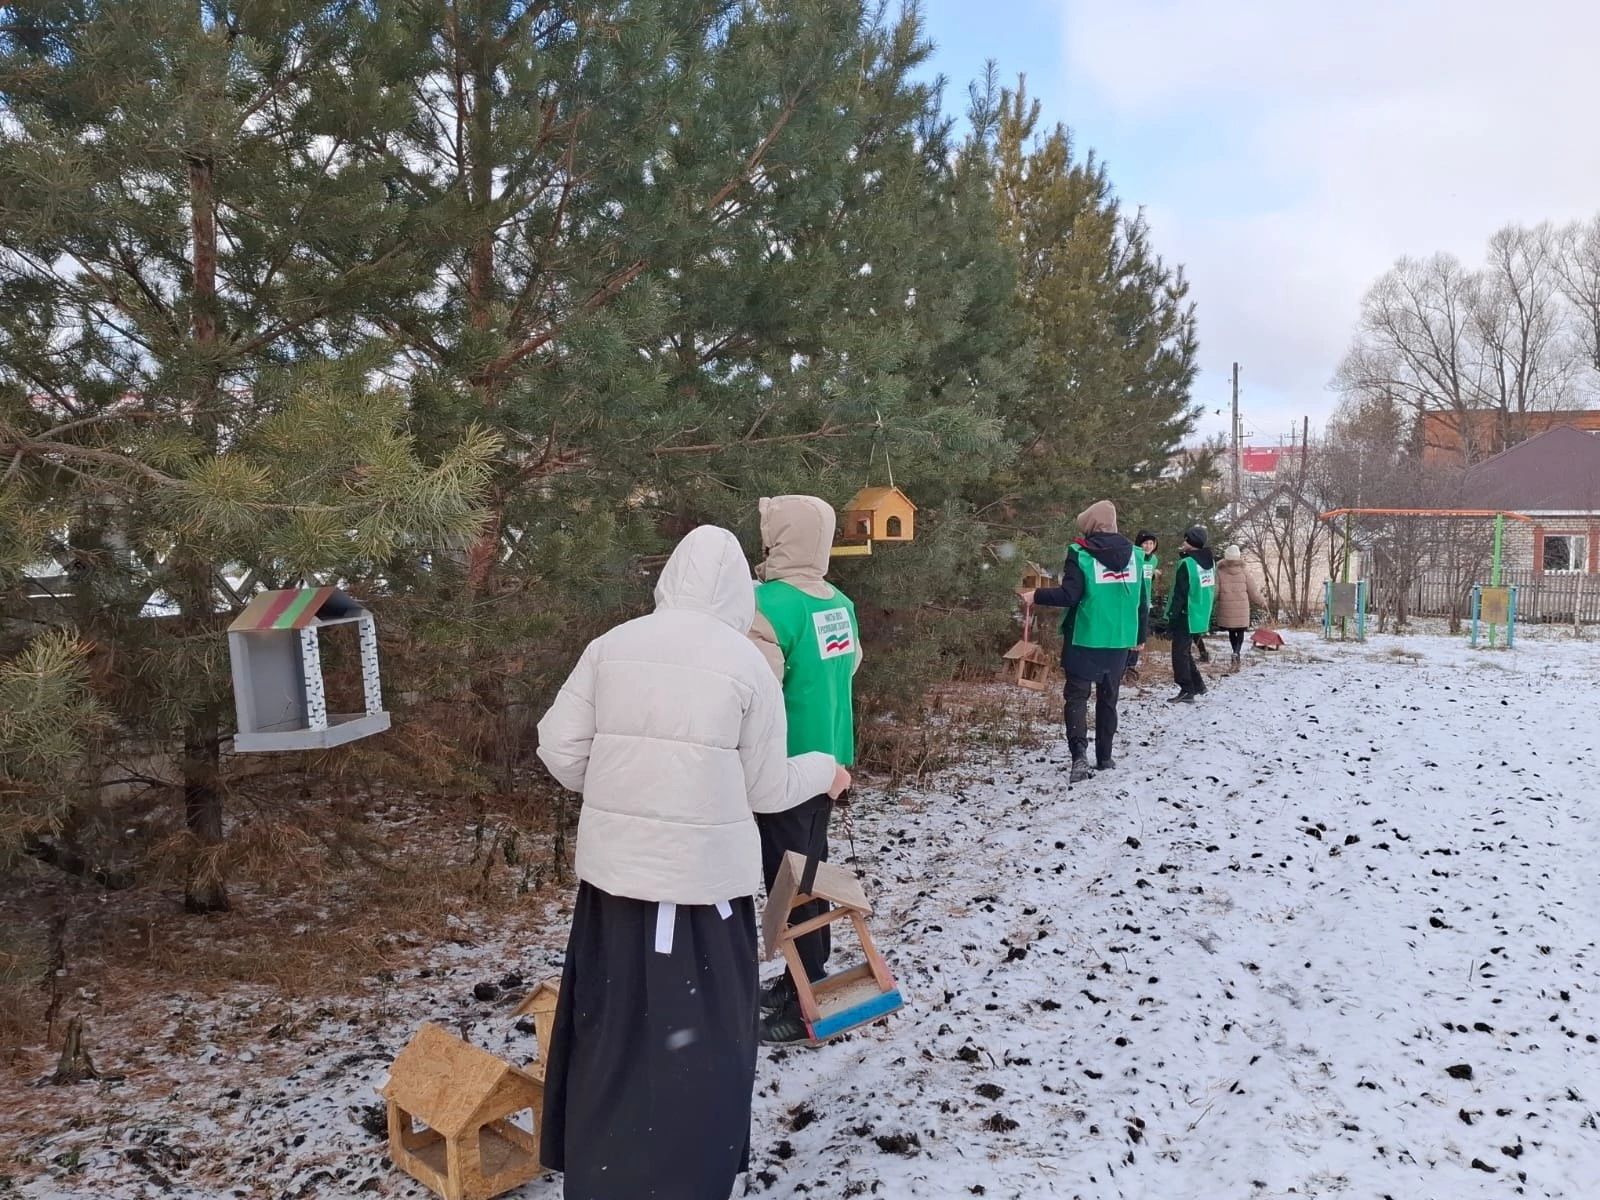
[380,1023,544,1200]
[511,978,561,1070]
[833,486,917,558]
[1251,628,1285,651]
[761,851,903,1044]
[227,587,390,752]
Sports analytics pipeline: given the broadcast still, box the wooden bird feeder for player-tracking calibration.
[511,978,561,1069]
[227,586,390,752]
[833,486,917,558]
[1251,628,1285,650]
[1002,602,1052,691]
[761,851,903,1044]
[1020,561,1057,592]
[381,1023,544,1200]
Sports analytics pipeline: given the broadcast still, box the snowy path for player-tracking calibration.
[11,632,1600,1199]
[743,633,1600,1199]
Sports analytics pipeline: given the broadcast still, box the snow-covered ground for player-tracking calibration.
[10,631,1600,1199]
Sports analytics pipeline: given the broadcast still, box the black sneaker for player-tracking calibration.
[1096,757,1116,771]
[1167,691,1195,704]
[760,1006,811,1046]
[1069,758,1094,783]
[759,976,795,1013]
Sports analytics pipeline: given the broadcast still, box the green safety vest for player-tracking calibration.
[1168,556,1216,634]
[754,580,858,766]
[1062,545,1145,649]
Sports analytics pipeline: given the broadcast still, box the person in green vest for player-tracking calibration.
[1021,500,1147,784]
[1167,525,1217,703]
[749,495,861,1044]
[1123,530,1160,684]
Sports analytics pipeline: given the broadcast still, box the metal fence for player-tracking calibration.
[1368,568,1600,624]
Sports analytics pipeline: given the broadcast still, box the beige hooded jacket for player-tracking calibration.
[749,495,864,682]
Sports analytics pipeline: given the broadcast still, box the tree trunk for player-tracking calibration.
[182,723,229,913]
[49,1015,99,1085]
[182,144,230,914]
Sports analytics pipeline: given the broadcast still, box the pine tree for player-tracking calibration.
[982,78,1204,548]
[362,1,1020,764]
[0,2,495,910]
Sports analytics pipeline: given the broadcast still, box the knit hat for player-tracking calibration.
[1134,529,1158,548]
[1224,544,1242,561]
[1076,499,1118,536]
[1183,525,1208,549]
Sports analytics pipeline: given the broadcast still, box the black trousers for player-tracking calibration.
[541,883,758,1198]
[1172,628,1207,695]
[1064,654,1127,765]
[757,794,833,982]
[1226,628,1246,654]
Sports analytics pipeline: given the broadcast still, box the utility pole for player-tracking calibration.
[1231,362,1241,523]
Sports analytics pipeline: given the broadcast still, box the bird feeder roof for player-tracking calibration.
[380,1023,541,1138]
[228,587,367,634]
[846,486,917,513]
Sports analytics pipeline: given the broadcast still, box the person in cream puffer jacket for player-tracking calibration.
[537,523,842,904]
[535,525,846,1200]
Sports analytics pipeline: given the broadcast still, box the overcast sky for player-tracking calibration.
[919,0,1600,445]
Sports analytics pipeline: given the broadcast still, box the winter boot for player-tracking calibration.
[1069,758,1094,784]
[760,974,796,1014]
[1195,639,1211,664]
[1167,691,1195,704]
[761,1004,812,1046]
[1096,755,1116,771]
[1230,653,1242,673]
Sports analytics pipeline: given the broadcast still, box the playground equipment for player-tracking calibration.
[1318,508,1539,647]
[1470,584,1519,648]
[1322,580,1368,641]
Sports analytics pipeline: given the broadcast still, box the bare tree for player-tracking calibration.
[1335,254,1487,461]
[1555,215,1600,373]
[1472,223,1582,446]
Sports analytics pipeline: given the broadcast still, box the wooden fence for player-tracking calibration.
[1368,568,1600,624]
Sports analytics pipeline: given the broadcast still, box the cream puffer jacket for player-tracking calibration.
[536,526,838,905]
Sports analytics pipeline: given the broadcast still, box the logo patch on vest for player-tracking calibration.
[1143,562,1156,581]
[813,608,854,659]
[1198,567,1216,589]
[1093,560,1135,584]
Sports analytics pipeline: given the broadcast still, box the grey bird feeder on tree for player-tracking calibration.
[227,586,391,752]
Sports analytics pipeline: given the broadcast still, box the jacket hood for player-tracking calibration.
[1217,556,1247,574]
[1183,546,1217,569]
[1075,530,1134,572]
[756,495,835,583]
[654,525,756,632]
[1076,500,1118,536]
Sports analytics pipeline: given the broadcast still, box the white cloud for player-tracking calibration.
[1060,0,1600,440]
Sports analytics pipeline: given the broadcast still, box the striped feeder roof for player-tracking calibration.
[227,588,391,753]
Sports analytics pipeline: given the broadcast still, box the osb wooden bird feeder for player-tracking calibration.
[227,587,390,752]
[512,978,561,1070]
[1003,603,1052,691]
[381,1023,543,1200]
[833,486,917,558]
[762,851,903,1044]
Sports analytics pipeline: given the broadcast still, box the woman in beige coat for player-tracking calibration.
[1213,545,1268,671]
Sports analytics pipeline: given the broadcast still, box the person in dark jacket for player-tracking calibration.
[1166,525,1216,703]
[1123,530,1159,683]
[1022,500,1147,783]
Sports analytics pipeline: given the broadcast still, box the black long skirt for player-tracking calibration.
[540,882,758,1200]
